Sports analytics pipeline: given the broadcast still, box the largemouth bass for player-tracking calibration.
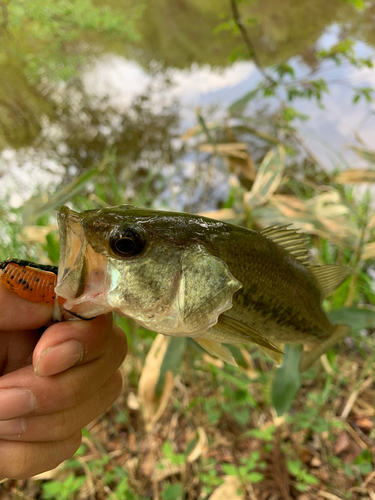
[53,205,350,371]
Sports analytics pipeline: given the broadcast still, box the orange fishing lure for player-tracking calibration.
[0,259,58,304]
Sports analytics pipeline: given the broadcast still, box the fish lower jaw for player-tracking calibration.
[62,293,104,310]
[59,293,113,318]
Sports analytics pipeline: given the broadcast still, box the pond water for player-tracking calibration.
[1,0,375,210]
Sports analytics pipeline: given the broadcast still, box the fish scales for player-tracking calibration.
[143,214,335,344]
[52,205,349,369]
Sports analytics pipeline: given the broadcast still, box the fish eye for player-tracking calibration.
[110,230,145,257]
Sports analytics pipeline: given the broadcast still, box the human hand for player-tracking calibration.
[0,276,127,479]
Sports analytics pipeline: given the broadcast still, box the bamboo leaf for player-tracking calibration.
[271,344,302,416]
[156,337,186,397]
[138,334,177,431]
[351,146,375,165]
[328,307,375,331]
[21,163,104,224]
[228,87,261,115]
[335,169,375,184]
[244,144,285,208]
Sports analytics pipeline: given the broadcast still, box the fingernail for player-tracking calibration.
[0,389,36,419]
[0,418,26,436]
[35,340,83,376]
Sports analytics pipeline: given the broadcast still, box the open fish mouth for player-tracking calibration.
[55,206,112,318]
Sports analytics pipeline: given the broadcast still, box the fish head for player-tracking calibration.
[55,205,242,334]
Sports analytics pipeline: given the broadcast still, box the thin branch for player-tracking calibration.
[230,0,276,85]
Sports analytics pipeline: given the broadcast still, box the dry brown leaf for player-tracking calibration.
[180,122,217,140]
[202,353,225,368]
[197,208,238,221]
[199,142,256,180]
[271,194,309,219]
[127,392,140,411]
[138,334,174,431]
[152,461,184,482]
[187,427,207,463]
[362,241,375,260]
[226,154,256,181]
[310,456,322,467]
[335,169,375,184]
[152,370,175,423]
[208,476,244,500]
[199,142,248,158]
[318,491,345,500]
[245,146,285,208]
[260,191,360,249]
[30,462,67,481]
[355,418,373,432]
[334,431,351,454]
[367,213,375,230]
[18,224,56,243]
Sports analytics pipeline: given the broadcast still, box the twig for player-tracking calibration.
[362,469,375,489]
[320,353,335,375]
[318,491,345,500]
[246,481,258,500]
[229,0,275,86]
[341,376,374,419]
[341,420,368,451]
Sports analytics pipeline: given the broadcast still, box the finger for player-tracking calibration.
[0,370,123,442]
[0,278,53,331]
[1,329,40,375]
[0,431,81,480]
[0,326,127,415]
[33,314,117,377]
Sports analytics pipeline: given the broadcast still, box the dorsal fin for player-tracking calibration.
[260,225,311,266]
[260,225,350,298]
[309,265,350,299]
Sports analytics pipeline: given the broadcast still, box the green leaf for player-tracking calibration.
[342,0,365,10]
[155,337,186,398]
[328,307,375,332]
[351,146,375,165]
[287,458,302,476]
[222,464,237,475]
[21,164,102,224]
[162,483,184,500]
[228,87,262,115]
[247,471,264,483]
[271,344,302,416]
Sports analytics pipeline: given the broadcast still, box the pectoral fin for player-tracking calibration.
[259,345,283,365]
[195,339,238,366]
[217,315,283,354]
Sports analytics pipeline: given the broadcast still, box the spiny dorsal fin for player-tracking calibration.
[260,225,311,266]
[309,265,350,299]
